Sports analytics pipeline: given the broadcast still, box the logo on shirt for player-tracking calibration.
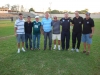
[79,22,81,24]
[87,22,89,24]
[63,19,65,22]
[34,25,38,28]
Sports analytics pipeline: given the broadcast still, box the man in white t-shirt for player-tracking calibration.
[14,13,26,53]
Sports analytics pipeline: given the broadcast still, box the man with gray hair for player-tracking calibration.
[82,12,94,55]
[41,12,52,50]
[51,16,61,50]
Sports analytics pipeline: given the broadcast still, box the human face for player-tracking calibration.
[35,18,39,22]
[64,13,68,18]
[27,17,31,22]
[45,12,49,19]
[85,14,90,19]
[54,16,57,21]
[75,11,79,18]
[19,15,23,20]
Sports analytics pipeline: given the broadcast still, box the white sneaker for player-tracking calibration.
[17,49,20,53]
[76,49,79,52]
[58,47,61,50]
[71,48,75,51]
[53,47,56,50]
[22,48,26,52]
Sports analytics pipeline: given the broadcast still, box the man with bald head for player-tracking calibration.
[41,12,52,50]
[60,13,72,50]
[71,11,83,52]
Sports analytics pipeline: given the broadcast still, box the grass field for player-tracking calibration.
[0,19,100,75]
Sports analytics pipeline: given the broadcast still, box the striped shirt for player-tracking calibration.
[15,19,25,34]
[41,18,52,32]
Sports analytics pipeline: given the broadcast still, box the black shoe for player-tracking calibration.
[49,47,52,50]
[38,48,40,50]
[44,48,46,50]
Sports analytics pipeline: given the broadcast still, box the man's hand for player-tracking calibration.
[90,34,93,38]
[41,31,44,35]
[15,33,17,37]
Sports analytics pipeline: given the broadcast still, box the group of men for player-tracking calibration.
[14,11,94,55]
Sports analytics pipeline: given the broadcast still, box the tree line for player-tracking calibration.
[0,4,93,14]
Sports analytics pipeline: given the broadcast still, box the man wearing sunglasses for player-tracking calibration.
[51,16,61,50]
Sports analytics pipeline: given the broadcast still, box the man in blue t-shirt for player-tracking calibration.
[41,12,52,50]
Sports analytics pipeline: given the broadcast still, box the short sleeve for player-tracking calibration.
[91,19,94,27]
[41,19,44,25]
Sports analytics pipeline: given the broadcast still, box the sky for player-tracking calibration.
[0,0,100,12]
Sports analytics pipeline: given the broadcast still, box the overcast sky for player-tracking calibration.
[0,0,100,12]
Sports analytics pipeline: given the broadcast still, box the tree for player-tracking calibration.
[11,5,18,12]
[20,5,25,12]
[51,10,60,14]
[29,8,35,12]
[5,4,10,9]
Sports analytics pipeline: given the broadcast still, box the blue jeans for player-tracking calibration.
[25,33,32,49]
[82,34,92,44]
[33,34,40,49]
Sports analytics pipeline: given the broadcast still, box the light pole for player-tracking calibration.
[49,2,52,17]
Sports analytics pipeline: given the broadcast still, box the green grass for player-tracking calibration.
[0,19,100,75]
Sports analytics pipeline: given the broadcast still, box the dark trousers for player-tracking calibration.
[33,34,40,49]
[61,31,70,50]
[44,31,52,49]
[25,33,32,49]
[72,32,82,49]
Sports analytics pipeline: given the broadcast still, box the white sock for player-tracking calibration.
[22,47,24,49]
[58,45,60,48]
[18,48,20,50]
[54,45,56,48]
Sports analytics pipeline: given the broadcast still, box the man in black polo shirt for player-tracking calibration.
[71,11,83,52]
[24,16,33,50]
[82,12,94,55]
[60,13,72,50]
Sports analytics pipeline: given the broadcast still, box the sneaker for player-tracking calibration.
[86,51,90,55]
[58,47,61,50]
[76,49,79,52]
[83,50,86,53]
[71,48,75,51]
[17,49,20,53]
[53,46,56,50]
[22,48,26,52]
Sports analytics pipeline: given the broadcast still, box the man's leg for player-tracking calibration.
[17,34,21,53]
[33,35,36,49]
[66,31,70,50]
[22,34,25,52]
[37,34,40,50]
[48,31,52,50]
[53,34,56,49]
[29,34,32,50]
[72,32,76,51]
[25,34,28,49]
[76,33,82,49]
[86,34,92,55]
[44,32,47,50]
[57,34,61,50]
[82,34,87,53]
[61,32,65,50]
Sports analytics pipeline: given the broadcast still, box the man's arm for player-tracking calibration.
[90,19,95,38]
[14,21,17,36]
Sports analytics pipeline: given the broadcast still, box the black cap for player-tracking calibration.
[85,12,90,16]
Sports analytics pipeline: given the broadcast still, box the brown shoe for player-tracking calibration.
[86,52,90,55]
[83,50,86,53]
